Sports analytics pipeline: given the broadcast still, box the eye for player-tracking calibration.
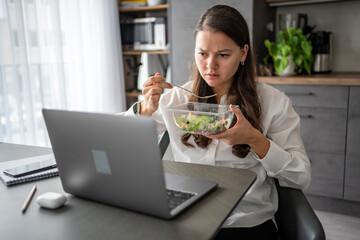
[219,54,229,58]
[198,52,206,57]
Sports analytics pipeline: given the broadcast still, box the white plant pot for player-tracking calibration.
[277,56,296,76]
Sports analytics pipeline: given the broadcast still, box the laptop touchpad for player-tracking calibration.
[164,173,190,189]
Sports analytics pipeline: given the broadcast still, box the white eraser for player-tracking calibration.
[37,192,67,209]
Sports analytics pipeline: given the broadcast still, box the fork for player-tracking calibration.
[170,83,217,99]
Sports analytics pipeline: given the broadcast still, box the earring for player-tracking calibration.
[241,61,245,66]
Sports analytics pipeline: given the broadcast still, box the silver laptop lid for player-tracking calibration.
[42,109,172,218]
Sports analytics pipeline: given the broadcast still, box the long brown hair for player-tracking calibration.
[181,5,262,158]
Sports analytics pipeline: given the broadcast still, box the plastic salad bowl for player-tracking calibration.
[169,102,236,134]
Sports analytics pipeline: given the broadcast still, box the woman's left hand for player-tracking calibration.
[205,104,256,145]
[205,104,270,158]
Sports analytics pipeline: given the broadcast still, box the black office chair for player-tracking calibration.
[275,179,326,240]
[158,131,326,240]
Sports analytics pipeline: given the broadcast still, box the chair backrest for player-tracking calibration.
[275,179,326,240]
[158,131,170,159]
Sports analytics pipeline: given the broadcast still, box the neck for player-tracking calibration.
[215,93,224,104]
[213,83,232,104]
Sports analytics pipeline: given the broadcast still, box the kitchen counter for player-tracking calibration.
[258,72,360,86]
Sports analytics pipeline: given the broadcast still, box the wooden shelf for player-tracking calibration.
[266,0,345,7]
[119,4,168,12]
[126,91,142,97]
[123,50,169,55]
[258,72,360,86]
[119,3,168,107]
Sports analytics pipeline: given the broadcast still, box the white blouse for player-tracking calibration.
[122,81,311,228]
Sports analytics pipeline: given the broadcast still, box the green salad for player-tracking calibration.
[174,113,231,134]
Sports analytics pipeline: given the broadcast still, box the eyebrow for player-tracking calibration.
[197,48,232,53]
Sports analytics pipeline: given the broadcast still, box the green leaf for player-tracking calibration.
[264,39,270,48]
[304,59,312,75]
[289,35,299,53]
[288,27,295,36]
[263,55,269,65]
[280,45,291,57]
[301,41,313,58]
[277,30,285,44]
[271,44,282,57]
[293,53,304,67]
[296,28,303,36]
[274,57,288,74]
[299,34,307,42]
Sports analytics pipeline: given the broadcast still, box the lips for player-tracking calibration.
[206,73,220,80]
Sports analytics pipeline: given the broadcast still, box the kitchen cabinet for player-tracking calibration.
[344,87,360,201]
[272,85,348,199]
[169,0,275,85]
[262,73,360,203]
[118,3,169,108]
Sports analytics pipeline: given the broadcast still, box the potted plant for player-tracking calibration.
[264,27,313,76]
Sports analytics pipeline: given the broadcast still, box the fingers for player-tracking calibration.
[147,97,158,111]
[230,104,242,115]
[143,73,172,88]
[148,94,160,105]
[230,104,244,126]
[140,73,173,114]
[204,132,224,139]
[205,105,242,138]
[142,73,172,98]
[146,74,164,85]
[142,74,172,96]
[142,85,163,96]
[142,88,161,111]
[142,76,163,91]
[204,130,234,146]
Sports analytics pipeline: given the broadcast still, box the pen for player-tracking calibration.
[22,185,37,213]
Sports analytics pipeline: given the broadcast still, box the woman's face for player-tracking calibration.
[195,30,248,95]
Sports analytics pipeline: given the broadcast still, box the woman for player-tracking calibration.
[122,5,310,239]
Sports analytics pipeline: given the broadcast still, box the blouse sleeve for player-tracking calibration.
[255,96,311,190]
[151,107,167,136]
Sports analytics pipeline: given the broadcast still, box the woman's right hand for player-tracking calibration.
[140,73,172,115]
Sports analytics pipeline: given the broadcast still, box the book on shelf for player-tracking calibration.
[0,154,59,186]
[120,0,147,8]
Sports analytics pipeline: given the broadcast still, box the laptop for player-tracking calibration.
[42,109,218,219]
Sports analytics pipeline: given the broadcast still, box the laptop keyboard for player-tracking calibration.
[166,189,195,210]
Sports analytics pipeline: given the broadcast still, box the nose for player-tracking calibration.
[206,55,218,69]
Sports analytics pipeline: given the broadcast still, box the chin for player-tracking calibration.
[204,79,220,88]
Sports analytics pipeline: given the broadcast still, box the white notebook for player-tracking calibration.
[0,154,59,186]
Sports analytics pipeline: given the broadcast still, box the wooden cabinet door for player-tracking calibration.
[305,151,344,199]
[294,106,347,155]
[273,85,348,108]
[344,86,360,201]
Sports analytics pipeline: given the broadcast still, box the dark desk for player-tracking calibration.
[0,143,256,240]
